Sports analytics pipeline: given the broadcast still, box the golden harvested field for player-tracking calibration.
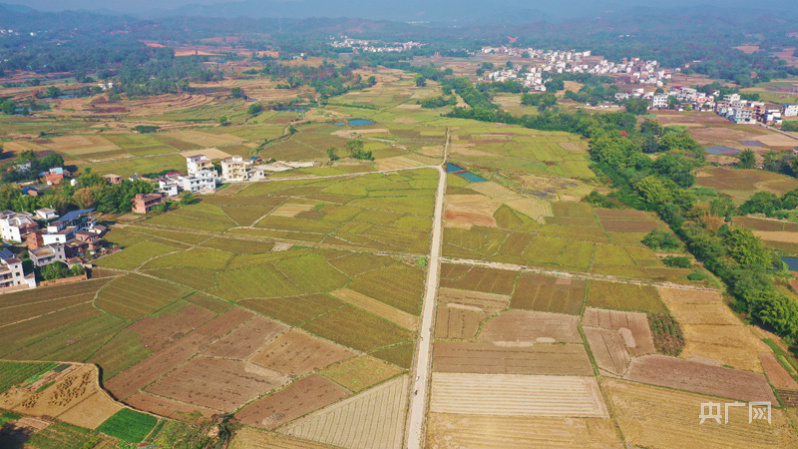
[57,391,123,429]
[426,414,624,449]
[249,329,356,376]
[181,148,233,160]
[625,355,776,403]
[435,305,486,339]
[319,355,404,393]
[604,378,798,449]
[230,426,340,449]
[280,375,409,449]
[236,375,350,429]
[270,202,317,218]
[657,287,769,372]
[429,373,608,417]
[433,341,593,375]
[330,288,418,331]
[752,231,798,244]
[479,310,582,343]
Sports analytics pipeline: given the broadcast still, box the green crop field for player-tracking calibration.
[98,408,159,443]
[24,422,99,449]
[143,247,233,271]
[587,280,667,314]
[0,361,58,392]
[95,274,191,320]
[348,263,425,315]
[302,305,414,352]
[239,294,343,326]
[88,329,152,382]
[96,239,182,270]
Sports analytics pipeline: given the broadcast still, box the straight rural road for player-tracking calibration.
[405,131,449,449]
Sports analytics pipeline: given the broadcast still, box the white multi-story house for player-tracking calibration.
[179,170,217,193]
[222,156,251,182]
[29,244,67,267]
[651,95,669,109]
[0,248,34,290]
[42,208,95,245]
[186,155,214,176]
[782,104,798,118]
[0,211,38,243]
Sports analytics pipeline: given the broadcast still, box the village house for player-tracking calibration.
[132,193,165,214]
[43,167,70,186]
[42,208,96,245]
[0,248,35,291]
[221,155,251,182]
[103,174,123,184]
[35,208,58,221]
[0,211,39,243]
[29,244,67,267]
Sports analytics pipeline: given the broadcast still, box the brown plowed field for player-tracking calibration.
[438,287,510,313]
[582,307,655,355]
[128,304,216,352]
[202,316,288,360]
[759,353,798,390]
[583,328,630,376]
[777,389,798,407]
[435,305,486,339]
[510,273,585,315]
[433,341,593,375]
[600,220,658,233]
[145,357,290,411]
[604,378,798,449]
[479,310,582,343]
[106,308,254,399]
[125,391,218,422]
[249,329,356,376]
[444,210,497,228]
[236,374,350,429]
[624,355,776,403]
[430,373,608,417]
[426,414,624,449]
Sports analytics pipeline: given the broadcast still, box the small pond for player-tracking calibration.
[458,172,487,183]
[333,122,347,126]
[705,146,740,155]
[348,119,375,126]
[284,108,307,112]
[446,163,464,173]
[782,257,798,271]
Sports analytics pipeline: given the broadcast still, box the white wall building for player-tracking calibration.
[782,104,798,118]
[0,211,38,243]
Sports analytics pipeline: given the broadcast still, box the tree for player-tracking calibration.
[45,86,62,99]
[247,103,264,116]
[73,188,95,209]
[345,140,373,160]
[736,149,756,169]
[40,153,64,169]
[414,75,427,87]
[41,262,70,281]
[624,98,649,115]
[366,76,376,87]
[288,125,298,135]
[218,116,230,126]
[642,228,681,251]
[326,147,339,161]
[230,87,245,98]
[0,100,15,115]
[179,192,196,206]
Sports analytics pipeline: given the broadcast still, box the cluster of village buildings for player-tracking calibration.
[0,207,102,292]
[644,87,798,125]
[480,46,672,92]
[329,36,425,53]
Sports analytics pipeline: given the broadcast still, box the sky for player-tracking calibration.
[4,0,798,17]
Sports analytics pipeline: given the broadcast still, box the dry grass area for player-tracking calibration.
[44,135,120,155]
[280,375,409,449]
[330,288,418,331]
[166,130,247,147]
[604,378,798,449]
[625,355,776,403]
[430,373,608,417]
[752,230,798,245]
[230,426,339,449]
[469,182,553,222]
[582,307,655,355]
[319,355,404,393]
[249,329,356,376]
[433,341,593,375]
[657,287,769,372]
[479,310,582,343]
[426,414,624,449]
[582,327,631,376]
[270,202,317,218]
[182,148,233,160]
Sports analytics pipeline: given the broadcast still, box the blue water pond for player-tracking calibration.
[705,146,740,155]
[782,257,798,271]
[348,119,375,126]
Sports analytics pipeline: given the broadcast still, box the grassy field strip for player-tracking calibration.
[441,258,719,292]
[253,165,438,183]
[330,289,418,331]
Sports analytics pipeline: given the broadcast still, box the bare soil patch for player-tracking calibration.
[236,374,350,429]
[106,308,253,399]
[444,209,497,228]
[479,310,582,343]
[249,329,356,376]
[760,353,798,390]
[125,391,217,422]
[433,341,593,375]
[583,327,630,376]
[625,355,776,402]
[202,316,288,360]
[127,304,216,353]
[582,307,655,355]
[435,305,486,339]
[145,357,290,411]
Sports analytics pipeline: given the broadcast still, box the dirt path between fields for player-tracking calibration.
[441,258,720,292]
[405,128,449,449]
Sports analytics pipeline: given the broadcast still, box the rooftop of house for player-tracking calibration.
[55,208,95,224]
[30,246,57,257]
